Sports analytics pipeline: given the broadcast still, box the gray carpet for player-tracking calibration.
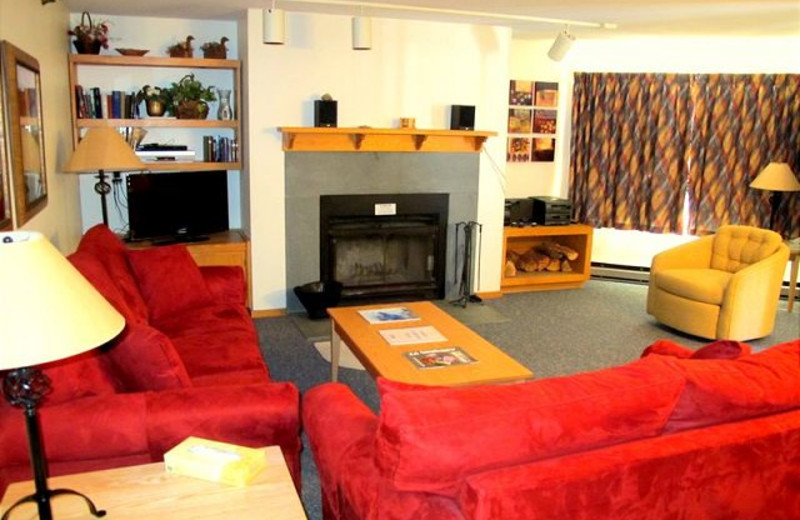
[255,279,799,520]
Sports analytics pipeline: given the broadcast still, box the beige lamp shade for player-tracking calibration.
[750,162,800,192]
[0,231,125,370]
[64,127,145,173]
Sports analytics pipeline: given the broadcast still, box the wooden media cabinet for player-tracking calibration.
[501,224,593,293]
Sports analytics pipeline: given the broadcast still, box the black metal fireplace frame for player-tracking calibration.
[320,193,449,303]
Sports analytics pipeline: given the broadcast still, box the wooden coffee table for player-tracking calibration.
[0,446,306,520]
[327,301,533,386]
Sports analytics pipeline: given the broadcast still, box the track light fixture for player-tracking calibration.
[547,29,575,62]
[352,12,372,50]
[264,0,286,45]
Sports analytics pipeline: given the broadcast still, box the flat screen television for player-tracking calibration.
[126,170,229,243]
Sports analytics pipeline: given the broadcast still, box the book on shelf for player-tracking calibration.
[379,325,446,346]
[404,347,476,369]
[358,306,420,324]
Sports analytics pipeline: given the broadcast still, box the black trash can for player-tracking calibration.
[293,281,343,320]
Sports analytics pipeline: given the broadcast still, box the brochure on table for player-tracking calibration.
[358,306,420,324]
[379,325,447,346]
[405,347,477,369]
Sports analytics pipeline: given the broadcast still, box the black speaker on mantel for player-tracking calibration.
[450,105,475,130]
[314,100,338,127]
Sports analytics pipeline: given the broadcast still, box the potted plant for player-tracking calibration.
[68,12,110,54]
[136,85,168,117]
[164,74,216,119]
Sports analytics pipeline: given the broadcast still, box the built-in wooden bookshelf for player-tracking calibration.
[279,127,496,153]
[68,54,242,171]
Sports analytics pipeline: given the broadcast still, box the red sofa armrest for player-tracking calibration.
[0,394,149,471]
[146,382,301,486]
[199,265,246,306]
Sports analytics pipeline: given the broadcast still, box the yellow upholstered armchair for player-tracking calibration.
[647,225,789,341]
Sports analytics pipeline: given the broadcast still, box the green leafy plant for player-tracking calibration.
[136,85,166,104]
[166,74,216,104]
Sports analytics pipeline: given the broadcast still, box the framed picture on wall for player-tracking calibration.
[532,138,555,162]
[508,108,532,134]
[533,109,557,134]
[509,80,533,106]
[507,137,531,163]
[534,81,559,108]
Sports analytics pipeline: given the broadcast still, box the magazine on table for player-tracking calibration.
[404,347,477,369]
[379,325,447,346]
[358,306,420,324]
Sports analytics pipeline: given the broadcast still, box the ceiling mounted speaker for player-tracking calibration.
[352,16,372,50]
[263,8,286,45]
[547,30,575,61]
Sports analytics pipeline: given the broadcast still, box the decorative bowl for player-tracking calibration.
[115,48,149,56]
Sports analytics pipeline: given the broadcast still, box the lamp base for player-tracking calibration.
[2,368,106,520]
[1,488,106,520]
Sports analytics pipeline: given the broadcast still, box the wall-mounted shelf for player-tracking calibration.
[279,127,496,153]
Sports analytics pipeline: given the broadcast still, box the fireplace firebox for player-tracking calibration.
[320,194,448,303]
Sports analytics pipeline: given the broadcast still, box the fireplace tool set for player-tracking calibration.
[451,221,483,308]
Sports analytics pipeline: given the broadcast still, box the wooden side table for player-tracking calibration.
[0,446,306,520]
[787,241,800,313]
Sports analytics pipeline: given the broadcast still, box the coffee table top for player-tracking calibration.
[0,446,306,520]
[327,301,533,386]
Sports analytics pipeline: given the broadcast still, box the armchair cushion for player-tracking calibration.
[711,225,783,272]
[654,268,732,305]
[127,245,213,322]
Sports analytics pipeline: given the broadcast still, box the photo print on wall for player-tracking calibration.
[507,79,558,162]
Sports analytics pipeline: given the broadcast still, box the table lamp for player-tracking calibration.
[63,128,145,226]
[0,231,125,520]
[749,162,800,232]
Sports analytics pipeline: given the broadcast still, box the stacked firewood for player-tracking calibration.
[505,241,579,277]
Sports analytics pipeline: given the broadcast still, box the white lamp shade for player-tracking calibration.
[0,231,125,369]
[548,30,575,62]
[263,8,286,45]
[352,16,372,50]
[750,162,800,192]
[64,127,145,173]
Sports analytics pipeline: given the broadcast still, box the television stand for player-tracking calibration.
[152,234,211,246]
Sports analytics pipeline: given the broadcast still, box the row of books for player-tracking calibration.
[202,135,239,163]
[75,85,140,119]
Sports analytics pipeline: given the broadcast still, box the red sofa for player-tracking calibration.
[303,339,800,520]
[0,225,300,494]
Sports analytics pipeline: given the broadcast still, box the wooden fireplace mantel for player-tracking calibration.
[278,127,496,153]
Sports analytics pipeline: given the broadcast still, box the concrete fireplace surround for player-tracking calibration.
[285,152,480,313]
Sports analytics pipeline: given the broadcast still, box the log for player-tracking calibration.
[546,257,561,272]
[540,240,579,261]
[517,248,550,272]
[561,259,572,272]
[505,260,517,277]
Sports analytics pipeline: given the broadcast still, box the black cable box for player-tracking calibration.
[136,144,189,151]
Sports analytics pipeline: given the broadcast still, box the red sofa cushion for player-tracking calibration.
[40,350,118,405]
[661,340,800,433]
[127,245,213,323]
[77,225,149,323]
[103,323,192,391]
[374,356,685,495]
[68,250,139,325]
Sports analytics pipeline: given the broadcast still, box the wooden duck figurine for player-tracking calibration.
[168,35,194,58]
[202,37,229,59]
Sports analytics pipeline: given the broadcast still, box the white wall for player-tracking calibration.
[70,15,241,234]
[244,10,511,310]
[1,0,83,252]
[508,34,800,268]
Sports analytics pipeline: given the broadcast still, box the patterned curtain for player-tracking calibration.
[570,73,691,233]
[570,72,800,237]
[688,74,800,236]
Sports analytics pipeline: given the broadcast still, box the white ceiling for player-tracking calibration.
[61,0,800,38]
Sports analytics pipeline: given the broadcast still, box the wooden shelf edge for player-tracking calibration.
[139,161,240,171]
[69,54,240,69]
[279,127,497,153]
[77,118,238,129]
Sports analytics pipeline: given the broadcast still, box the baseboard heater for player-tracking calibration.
[590,262,797,301]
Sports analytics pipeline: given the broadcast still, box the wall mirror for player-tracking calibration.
[1,40,48,227]
[0,56,11,231]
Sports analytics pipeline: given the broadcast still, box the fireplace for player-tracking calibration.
[320,194,448,302]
